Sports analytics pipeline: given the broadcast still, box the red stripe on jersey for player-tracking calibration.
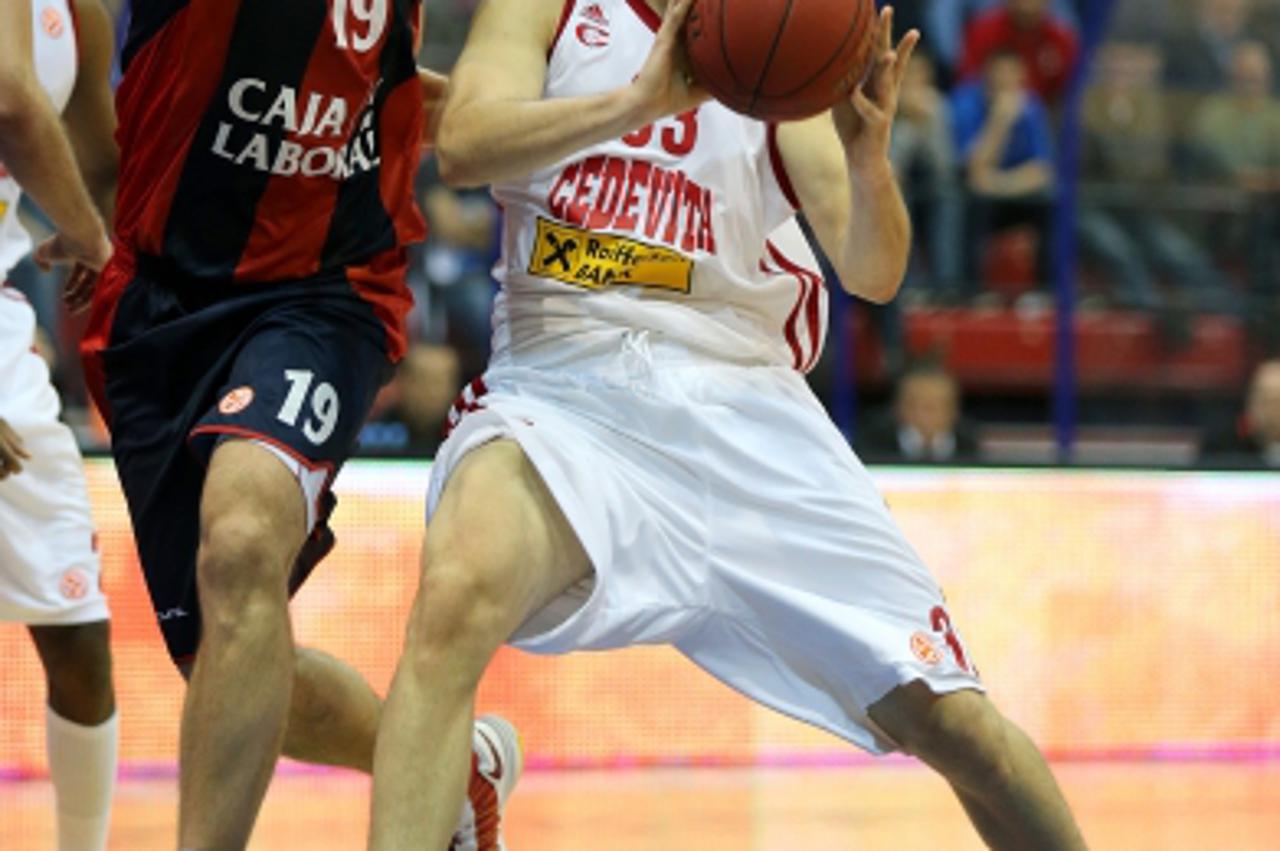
[346,73,426,362]
[765,256,807,371]
[802,274,823,371]
[234,7,404,282]
[549,0,578,58]
[767,125,801,211]
[80,250,133,425]
[625,0,661,32]
[112,2,243,258]
[377,77,427,252]
[767,240,826,372]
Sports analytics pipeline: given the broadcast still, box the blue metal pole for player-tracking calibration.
[1052,0,1116,462]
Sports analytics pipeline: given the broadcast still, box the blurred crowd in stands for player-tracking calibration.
[9,0,1280,467]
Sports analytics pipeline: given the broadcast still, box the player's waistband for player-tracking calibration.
[493,326,792,382]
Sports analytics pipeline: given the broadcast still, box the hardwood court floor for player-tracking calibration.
[2,761,1277,849]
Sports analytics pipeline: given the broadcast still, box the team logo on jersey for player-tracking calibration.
[529,217,693,293]
[910,631,942,667]
[576,3,610,47]
[219,386,255,415]
[41,6,65,38]
[59,568,91,601]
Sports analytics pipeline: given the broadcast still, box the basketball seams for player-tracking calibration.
[714,0,746,95]
[765,0,871,104]
[746,0,795,116]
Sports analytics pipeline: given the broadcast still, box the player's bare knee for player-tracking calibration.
[197,509,293,605]
[899,690,1017,790]
[402,560,514,679]
[30,622,115,723]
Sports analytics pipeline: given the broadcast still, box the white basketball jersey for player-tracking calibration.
[0,0,79,283]
[491,0,828,372]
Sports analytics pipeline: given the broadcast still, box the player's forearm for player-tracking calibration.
[839,159,911,304]
[76,141,118,226]
[0,79,106,250]
[435,87,649,188]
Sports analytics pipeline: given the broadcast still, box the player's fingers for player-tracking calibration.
[893,30,921,82]
[64,266,97,313]
[849,87,883,124]
[33,241,56,272]
[0,424,29,476]
[6,429,30,461]
[879,6,894,53]
[659,0,695,43]
[869,51,897,103]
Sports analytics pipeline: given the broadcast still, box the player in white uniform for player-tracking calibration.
[371,2,1087,849]
[0,1,119,848]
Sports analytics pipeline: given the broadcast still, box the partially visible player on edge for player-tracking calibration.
[78,1,517,847]
[369,2,1089,849]
[0,0,119,848]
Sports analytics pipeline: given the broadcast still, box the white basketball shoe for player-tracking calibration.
[450,715,523,851]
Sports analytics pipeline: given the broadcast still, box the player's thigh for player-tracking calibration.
[421,439,590,635]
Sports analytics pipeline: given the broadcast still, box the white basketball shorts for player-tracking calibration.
[0,296,107,626]
[428,346,983,755]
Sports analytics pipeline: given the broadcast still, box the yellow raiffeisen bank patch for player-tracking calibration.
[528,217,693,294]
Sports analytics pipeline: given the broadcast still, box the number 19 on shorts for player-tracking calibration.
[278,370,340,445]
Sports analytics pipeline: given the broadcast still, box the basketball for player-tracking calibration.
[684,0,880,122]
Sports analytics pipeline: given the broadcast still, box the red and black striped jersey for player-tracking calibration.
[111,0,426,358]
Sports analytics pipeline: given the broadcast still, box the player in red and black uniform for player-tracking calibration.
[80,2,517,847]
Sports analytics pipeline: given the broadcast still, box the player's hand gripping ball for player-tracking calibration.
[683,0,880,121]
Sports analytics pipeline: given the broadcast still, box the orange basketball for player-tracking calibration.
[684,0,880,121]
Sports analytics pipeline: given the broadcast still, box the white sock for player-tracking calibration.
[46,707,118,851]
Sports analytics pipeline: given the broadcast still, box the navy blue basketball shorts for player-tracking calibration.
[86,267,394,666]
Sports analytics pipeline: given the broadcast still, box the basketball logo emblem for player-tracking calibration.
[59,568,90,600]
[910,632,941,667]
[42,6,65,38]
[219,386,255,415]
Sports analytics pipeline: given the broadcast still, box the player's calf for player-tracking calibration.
[869,684,1087,850]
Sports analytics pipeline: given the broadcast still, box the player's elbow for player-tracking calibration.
[0,71,40,128]
[434,123,483,189]
[847,275,904,305]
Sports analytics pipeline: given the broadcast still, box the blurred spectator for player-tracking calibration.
[1199,359,1280,466]
[1189,40,1280,327]
[952,51,1055,295]
[925,0,1078,79]
[959,0,1081,105]
[408,165,498,377]
[1164,0,1265,92]
[858,359,980,463]
[420,0,483,69]
[1079,42,1229,315]
[891,53,964,301]
[1108,0,1176,42]
[1189,41,1280,182]
[364,344,462,456]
